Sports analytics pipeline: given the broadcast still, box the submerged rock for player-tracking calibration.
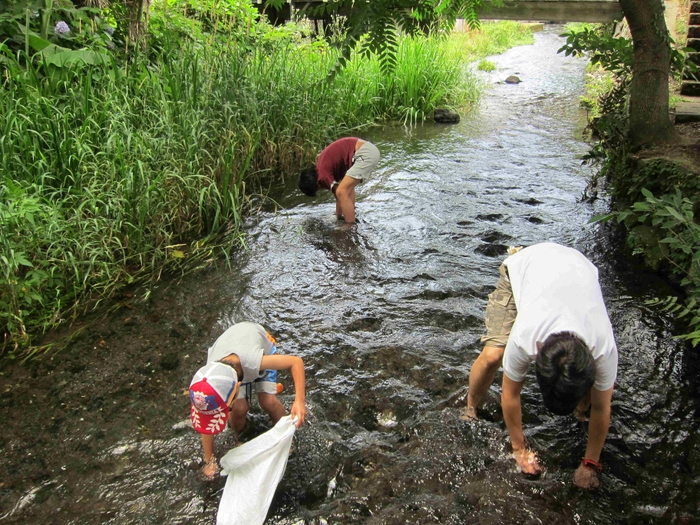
[434,108,460,123]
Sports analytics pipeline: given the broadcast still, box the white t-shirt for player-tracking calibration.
[207,322,274,383]
[501,243,618,391]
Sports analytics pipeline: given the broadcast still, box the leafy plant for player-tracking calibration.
[0,0,116,60]
[286,0,503,75]
[0,181,58,352]
[592,188,700,346]
[477,59,495,71]
[2,15,537,355]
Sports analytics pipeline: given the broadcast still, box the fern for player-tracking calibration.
[297,0,500,75]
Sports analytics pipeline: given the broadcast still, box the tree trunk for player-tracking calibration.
[619,0,681,146]
[126,0,150,47]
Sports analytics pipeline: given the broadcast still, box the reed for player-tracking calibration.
[0,19,532,356]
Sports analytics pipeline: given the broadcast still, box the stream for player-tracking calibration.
[1,25,699,525]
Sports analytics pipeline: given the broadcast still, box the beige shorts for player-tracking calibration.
[345,141,380,181]
[480,263,518,348]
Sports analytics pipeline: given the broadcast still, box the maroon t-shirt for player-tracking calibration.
[316,137,358,190]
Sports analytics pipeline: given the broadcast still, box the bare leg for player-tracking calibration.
[201,434,219,479]
[462,345,505,420]
[230,398,250,434]
[258,392,286,424]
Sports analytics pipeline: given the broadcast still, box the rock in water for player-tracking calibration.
[434,108,460,123]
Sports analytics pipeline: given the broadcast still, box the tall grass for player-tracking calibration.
[447,20,535,57]
[0,20,532,356]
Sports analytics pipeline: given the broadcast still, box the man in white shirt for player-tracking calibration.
[464,243,618,489]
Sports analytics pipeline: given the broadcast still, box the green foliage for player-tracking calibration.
[566,17,700,349]
[148,0,260,51]
[1,15,537,355]
[612,158,700,206]
[306,0,497,74]
[646,296,700,347]
[559,25,633,78]
[450,20,533,57]
[592,188,700,346]
[477,59,495,71]
[0,181,57,350]
[579,63,616,118]
[0,0,116,59]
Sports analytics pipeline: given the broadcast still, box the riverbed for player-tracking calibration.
[1,25,699,525]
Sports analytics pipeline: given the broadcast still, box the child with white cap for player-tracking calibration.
[189,321,306,478]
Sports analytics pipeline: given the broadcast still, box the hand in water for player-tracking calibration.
[201,457,219,479]
[574,464,600,489]
[513,448,542,476]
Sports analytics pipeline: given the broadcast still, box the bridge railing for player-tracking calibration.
[252,0,624,25]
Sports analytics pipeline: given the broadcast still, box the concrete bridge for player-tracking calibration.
[254,0,624,25]
[479,1,622,23]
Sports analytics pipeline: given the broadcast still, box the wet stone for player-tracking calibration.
[475,213,505,222]
[514,197,543,205]
[475,243,509,257]
[159,353,180,370]
[433,108,461,123]
[405,289,453,301]
[345,317,382,332]
[480,230,513,244]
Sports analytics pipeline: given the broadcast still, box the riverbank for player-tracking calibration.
[2,26,699,524]
[569,9,700,347]
[0,20,533,358]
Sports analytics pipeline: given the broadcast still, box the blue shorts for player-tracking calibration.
[236,346,279,398]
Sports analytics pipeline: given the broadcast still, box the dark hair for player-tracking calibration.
[535,331,595,415]
[298,166,319,197]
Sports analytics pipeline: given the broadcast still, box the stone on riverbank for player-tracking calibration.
[434,108,460,123]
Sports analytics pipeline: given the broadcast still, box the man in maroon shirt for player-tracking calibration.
[298,137,380,224]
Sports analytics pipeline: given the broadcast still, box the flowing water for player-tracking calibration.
[2,26,699,525]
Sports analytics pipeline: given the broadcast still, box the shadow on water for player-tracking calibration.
[1,25,699,524]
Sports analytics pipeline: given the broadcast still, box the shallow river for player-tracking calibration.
[1,25,699,525]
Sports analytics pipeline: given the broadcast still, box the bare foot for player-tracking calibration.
[459,406,478,421]
[574,464,600,489]
[513,448,542,477]
[201,458,220,480]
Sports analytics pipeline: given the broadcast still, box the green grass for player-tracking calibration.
[477,59,497,72]
[580,62,617,117]
[0,19,534,356]
[448,20,535,58]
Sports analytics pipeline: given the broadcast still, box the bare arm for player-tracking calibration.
[334,175,361,223]
[502,374,542,475]
[335,196,343,220]
[260,354,306,427]
[574,386,613,489]
[585,386,613,460]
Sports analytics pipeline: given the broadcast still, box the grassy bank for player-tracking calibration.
[0,18,533,357]
[564,22,700,347]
